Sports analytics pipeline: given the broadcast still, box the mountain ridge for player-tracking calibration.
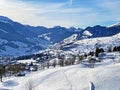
[0,15,120,56]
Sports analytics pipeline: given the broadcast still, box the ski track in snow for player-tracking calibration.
[34,69,63,88]
[88,69,95,90]
[34,67,75,90]
[1,54,120,90]
[63,69,73,90]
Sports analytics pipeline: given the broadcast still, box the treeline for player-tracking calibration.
[95,45,120,57]
[0,63,26,82]
[12,45,120,70]
[113,46,120,51]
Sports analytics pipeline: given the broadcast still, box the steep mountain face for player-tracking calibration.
[52,33,120,56]
[0,16,120,56]
[26,26,81,43]
[85,25,120,37]
[0,16,81,56]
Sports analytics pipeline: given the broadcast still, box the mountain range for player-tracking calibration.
[0,16,120,56]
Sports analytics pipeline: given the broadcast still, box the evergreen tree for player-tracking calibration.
[95,47,104,57]
[113,46,117,52]
[117,46,120,51]
[95,47,99,57]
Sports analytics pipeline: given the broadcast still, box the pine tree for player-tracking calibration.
[113,46,117,52]
[95,47,104,57]
[95,47,99,57]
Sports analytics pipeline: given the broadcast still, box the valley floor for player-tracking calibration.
[0,56,120,90]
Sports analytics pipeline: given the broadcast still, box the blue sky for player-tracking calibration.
[0,0,120,28]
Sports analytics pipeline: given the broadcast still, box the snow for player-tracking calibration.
[12,41,27,47]
[1,45,31,57]
[0,29,8,33]
[53,33,120,56]
[63,34,77,44]
[26,37,50,48]
[3,80,19,87]
[107,21,120,28]
[0,38,8,44]
[0,52,120,90]
[83,30,92,36]
[0,33,120,90]
[71,33,120,54]
[0,41,41,56]
[17,59,36,64]
[38,33,51,41]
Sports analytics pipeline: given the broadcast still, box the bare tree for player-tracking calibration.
[25,79,34,90]
[52,60,56,68]
[88,57,95,68]
[46,61,50,69]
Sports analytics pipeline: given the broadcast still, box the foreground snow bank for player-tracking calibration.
[0,61,120,90]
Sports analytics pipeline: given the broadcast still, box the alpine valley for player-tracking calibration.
[0,16,120,57]
[0,15,120,90]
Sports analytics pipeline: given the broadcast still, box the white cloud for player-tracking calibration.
[0,0,119,28]
[0,0,94,28]
[0,0,70,27]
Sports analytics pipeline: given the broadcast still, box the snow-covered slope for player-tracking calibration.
[83,30,92,36]
[0,16,81,56]
[74,33,120,53]
[63,34,78,44]
[107,21,120,28]
[59,33,120,54]
[0,53,120,90]
[0,15,120,56]
[0,38,50,56]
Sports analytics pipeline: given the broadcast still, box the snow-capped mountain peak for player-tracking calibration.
[83,30,92,36]
[107,21,120,28]
[0,16,13,23]
[0,15,120,56]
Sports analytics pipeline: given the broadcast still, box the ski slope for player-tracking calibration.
[0,55,120,90]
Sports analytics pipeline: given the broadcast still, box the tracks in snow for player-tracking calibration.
[88,69,95,90]
[24,66,96,90]
[35,67,74,90]
[63,69,73,90]
[89,81,95,90]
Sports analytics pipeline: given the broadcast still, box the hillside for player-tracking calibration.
[0,32,120,90]
[0,16,120,56]
[0,51,120,90]
[55,33,120,55]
